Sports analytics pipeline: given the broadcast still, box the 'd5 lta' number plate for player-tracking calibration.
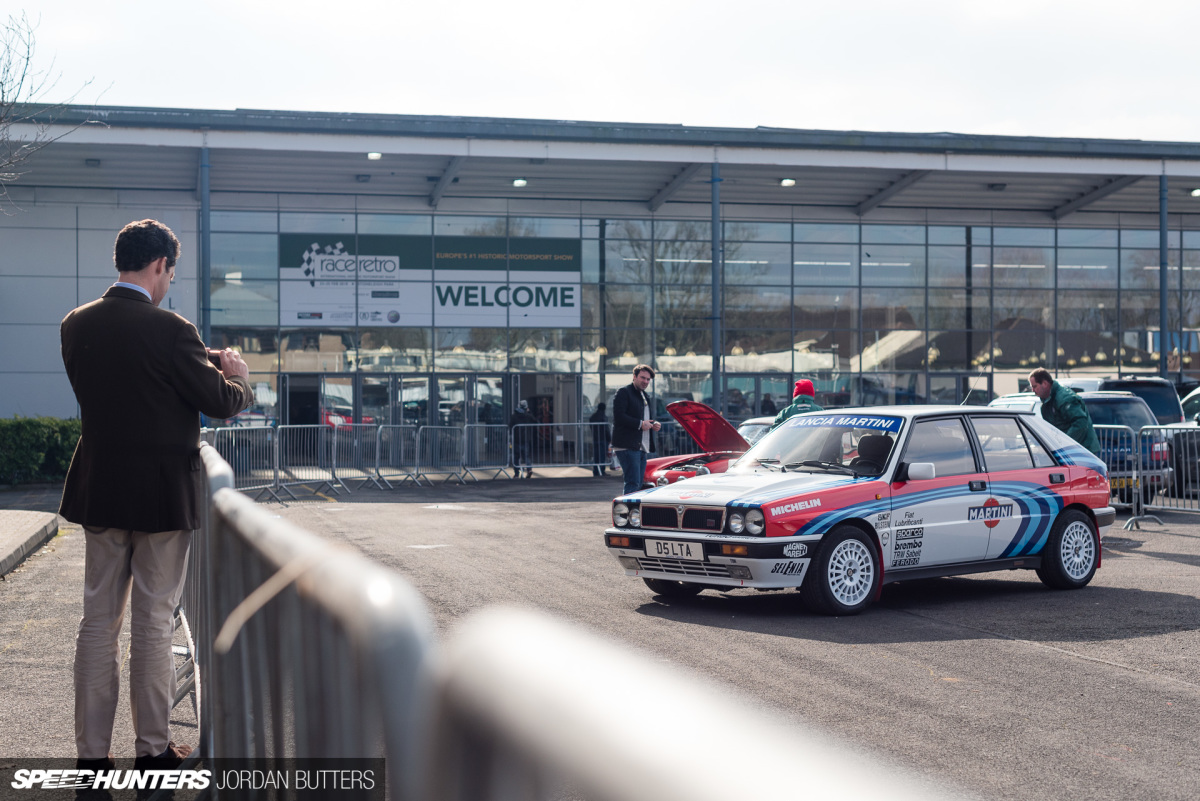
[645,539,705,561]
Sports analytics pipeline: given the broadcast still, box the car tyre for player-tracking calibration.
[800,526,880,616]
[1036,509,1099,590]
[642,577,704,598]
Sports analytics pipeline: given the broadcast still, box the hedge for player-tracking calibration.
[0,417,82,486]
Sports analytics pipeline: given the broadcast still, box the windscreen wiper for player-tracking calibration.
[790,460,857,476]
[754,457,786,472]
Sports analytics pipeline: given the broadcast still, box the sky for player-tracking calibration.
[10,0,1200,142]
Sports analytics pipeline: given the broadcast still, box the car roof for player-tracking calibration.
[797,405,1038,419]
[737,416,774,426]
[1099,376,1174,386]
[1077,390,1140,400]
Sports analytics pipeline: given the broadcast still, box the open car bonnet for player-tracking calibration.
[666,400,750,453]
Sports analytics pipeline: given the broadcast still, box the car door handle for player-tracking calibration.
[969,480,987,491]
[1049,473,1066,484]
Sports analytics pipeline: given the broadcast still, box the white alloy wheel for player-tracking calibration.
[827,538,875,607]
[1058,519,1097,581]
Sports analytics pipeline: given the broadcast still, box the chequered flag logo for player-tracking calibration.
[300,241,347,286]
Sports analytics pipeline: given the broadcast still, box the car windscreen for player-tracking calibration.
[1083,399,1155,429]
[732,413,903,474]
[735,422,772,446]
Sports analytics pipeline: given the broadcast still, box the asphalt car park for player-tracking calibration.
[258,477,1200,801]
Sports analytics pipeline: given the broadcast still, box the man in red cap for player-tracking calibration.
[770,378,824,430]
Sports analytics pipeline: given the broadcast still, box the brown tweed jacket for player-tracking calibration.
[59,286,254,532]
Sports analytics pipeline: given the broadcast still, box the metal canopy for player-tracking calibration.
[8,105,1200,221]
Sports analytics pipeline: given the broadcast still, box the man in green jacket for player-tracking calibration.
[1028,367,1101,455]
[771,379,825,430]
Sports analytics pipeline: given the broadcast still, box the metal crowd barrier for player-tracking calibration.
[332,422,380,491]
[377,424,420,488]
[182,443,963,801]
[212,426,279,501]
[191,444,435,801]
[415,425,467,485]
[1135,423,1200,527]
[462,423,513,480]
[1093,424,1138,512]
[427,607,961,801]
[276,424,339,497]
[512,422,609,472]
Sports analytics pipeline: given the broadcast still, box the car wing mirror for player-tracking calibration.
[901,462,936,481]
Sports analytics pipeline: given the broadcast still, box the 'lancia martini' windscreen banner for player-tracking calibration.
[278,234,581,327]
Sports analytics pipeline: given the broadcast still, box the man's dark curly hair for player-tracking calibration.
[113,219,181,273]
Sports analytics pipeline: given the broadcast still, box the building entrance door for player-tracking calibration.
[282,374,319,425]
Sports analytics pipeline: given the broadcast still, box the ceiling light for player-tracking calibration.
[512,178,528,187]
[367,152,382,160]
[355,174,371,183]
[1190,188,1200,198]
[780,178,796,187]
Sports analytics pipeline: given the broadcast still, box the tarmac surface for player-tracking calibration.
[2,474,1198,801]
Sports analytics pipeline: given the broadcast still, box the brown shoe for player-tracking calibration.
[133,741,193,771]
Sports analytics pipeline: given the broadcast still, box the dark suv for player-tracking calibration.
[1080,391,1172,504]
[1097,377,1194,497]
[1096,376,1185,425]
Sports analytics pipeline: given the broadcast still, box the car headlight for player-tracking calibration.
[656,475,670,486]
[613,502,629,527]
[745,508,765,535]
[728,512,745,534]
[696,465,710,475]
[629,507,642,528]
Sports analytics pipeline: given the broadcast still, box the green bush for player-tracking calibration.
[0,417,82,485]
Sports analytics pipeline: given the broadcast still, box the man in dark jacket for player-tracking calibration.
[611,364,660,496]
[770,379,825,430]
[509,399,538,478]
[1028,367,1101,454]
[589,402,610,477]
[61,219,254,772]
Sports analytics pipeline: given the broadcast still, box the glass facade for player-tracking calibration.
[209,212,1200,428]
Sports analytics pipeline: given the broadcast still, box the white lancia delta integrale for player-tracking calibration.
[603,406,1114,615]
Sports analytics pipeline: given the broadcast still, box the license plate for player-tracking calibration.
[644,539,705,561]
[1111,478,1136,489]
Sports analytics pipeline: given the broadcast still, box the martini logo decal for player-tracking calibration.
[968,498,1014,528]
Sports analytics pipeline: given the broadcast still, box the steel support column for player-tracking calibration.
[711,163,722,415]
[1160,175,1169,377]
[200,145,211,346]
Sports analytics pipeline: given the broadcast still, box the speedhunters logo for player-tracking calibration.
[10,769,210,791]
[300,242,400,286]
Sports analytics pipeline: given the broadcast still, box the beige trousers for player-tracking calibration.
[74,526,191,759]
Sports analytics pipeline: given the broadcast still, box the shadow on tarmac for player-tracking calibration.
[632,574,1200,646]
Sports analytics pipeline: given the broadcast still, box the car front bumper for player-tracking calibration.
[604,527,820,589]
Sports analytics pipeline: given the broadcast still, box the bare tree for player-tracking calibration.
[1,13,93,205]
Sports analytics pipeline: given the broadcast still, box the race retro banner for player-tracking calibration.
[279,234,433,327]
[433,236,581,328]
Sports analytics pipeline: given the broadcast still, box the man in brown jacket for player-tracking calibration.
[60,219,253,771]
